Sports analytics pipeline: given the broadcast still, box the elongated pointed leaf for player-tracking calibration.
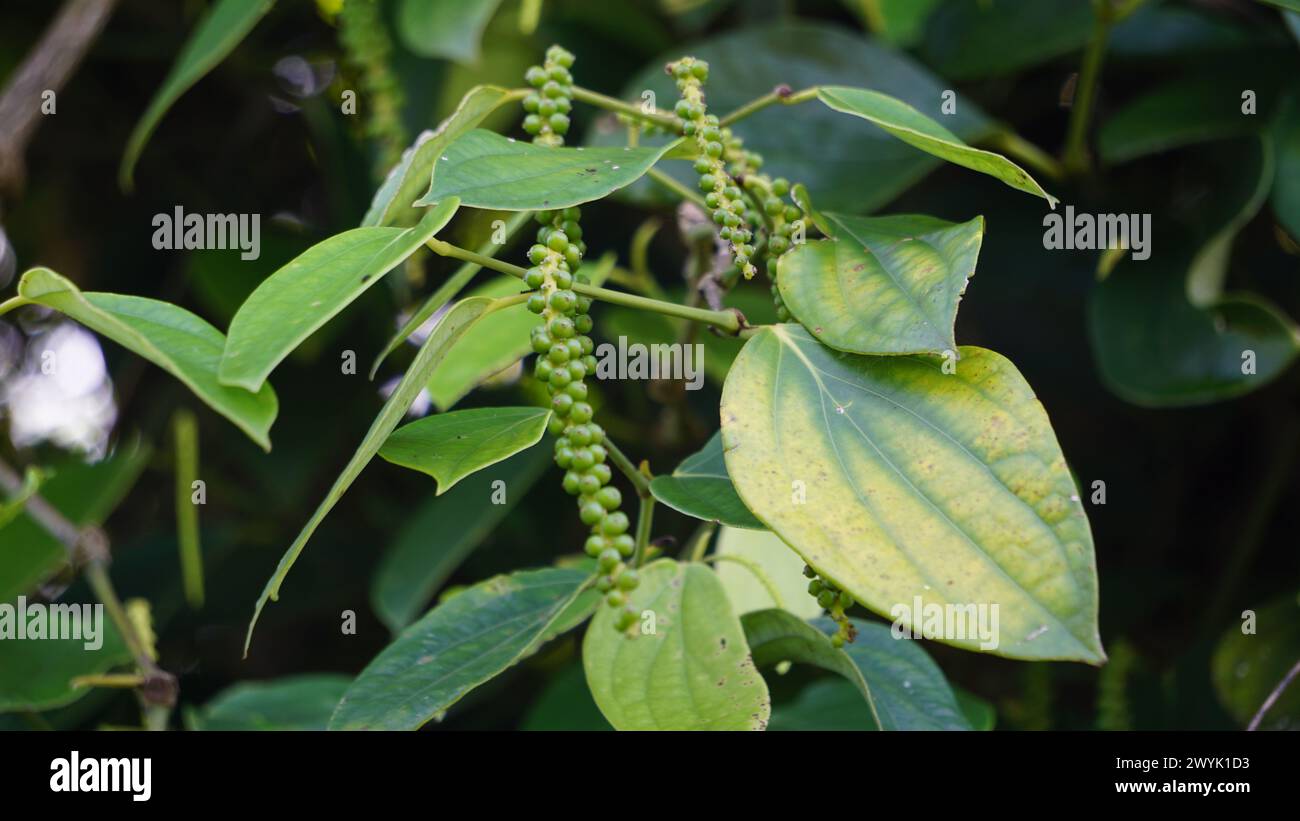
[415,130,681,210]
[221,199,459,392]
[371,446,552,632]
[396,0,504,64]
[818,86,1056,206]
[777,213,984,355]
[364,86,520,228]
[583,559,770,730]
[120,0,274,189]
[379,406,550,494]
[721,325,1103,663]
[188,674,351,730]
[331,567,590,730]
[648,431,764,529]
[17,268,277,449]
[244,295,501,654]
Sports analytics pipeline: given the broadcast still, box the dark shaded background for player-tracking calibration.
[2,0,1298,730]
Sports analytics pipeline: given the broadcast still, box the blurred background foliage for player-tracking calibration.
[1,0,1299,730]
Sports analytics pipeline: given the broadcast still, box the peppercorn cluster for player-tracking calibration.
[803,564,857,647]
[522,46,575,146]
[524,208,641,632]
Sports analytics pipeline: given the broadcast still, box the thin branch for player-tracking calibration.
[1247,658,1300,731]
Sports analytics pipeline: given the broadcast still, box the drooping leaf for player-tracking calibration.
[187,674,351,730]
[714,526,822,619]
[742,609,970,730]
[0,611,131,713]
[16,268,277,449]
[244,296,503,654]
[776,212,984,355]
[378,407,551,494]
[1187,138,1274,306]
[1212,592,1300,730]
[119,0,274,189]
[396,0,504,64]
[1098,75,1276,165]
[918,0,1093,81]
[372,447,553,632]
[817,86,1056,206]
[415,130,681,211]
[592,22,994,214]
[0,441,150,608]
[364,86,520,228]
[721,325,1104,662]
[220,199,460,393]
[582,559,770,730]
[331,567,591,730]
[649,431,764,530]
[1090,257,1300,406]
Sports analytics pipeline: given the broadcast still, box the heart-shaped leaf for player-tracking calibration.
[187,674,351,730]
[378,406,551,494]
[119,0,274,189]
[583,559,771,730]
[16,268,277,449]
[714,526,823,619]
[649,431,764,529]
[330,567,591,730]
[364,86,520,228]
[817,86,1057,206]
[415,129,680,211]
[245,295,502,654]
[590,22,995,214]
[721,325,1104,663]
[221,198,459,393]
[742,609,970,730]
[777,212,984,355]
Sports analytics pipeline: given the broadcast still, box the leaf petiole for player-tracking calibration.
[719,86,819,127]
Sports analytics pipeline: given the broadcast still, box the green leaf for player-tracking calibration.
[721,326,1104,663]
[220,199,460,393]
[187,674,351,730]
[1212,592,1300,730]
[582,559,771,730]
[415,130,680,211]
[592,22,994,214]
[331,567,591,730]
[918,0,1093,80]
[119,0,274,189]
[521,662,612,731]
[372,447,553,632]
[1258,0,1300,14]
[742,609,971,730]
[777,212,984,355]
[769,679,877,731]
[817,86,1057,206]
[649,431,764,530]
[16,268,277,449]
[1187,138,1274,306]
[396,0,504,64]
[1090,258,1300,406]
[714,526,823,619]
[0,441,150,608]
[954,686,997,730]
[843,0,942,47]
[0,610,131,713]
[1098,76,1273,165]
[425,254,612,410]
[245,295,503,654]
[364,86,520,228]
[1272,96,1300,241]
[379,407,550,494]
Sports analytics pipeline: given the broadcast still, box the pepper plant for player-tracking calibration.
[1,23,1109,730]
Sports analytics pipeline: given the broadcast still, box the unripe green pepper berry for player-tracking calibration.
[579,500,606,526]
[615,609,637,631]
[595,486,622,510]
[612,533,635,557]
[817,590,835,610]
[570,402,593,423]
[563,471,582,495]
[534,358,554,381]
[589,463,612,486]
[597,548,621,572]
[808,579,823,596]
[601,511,630,536]
[526,293,546,314]
[552,394,574,416]
[605,590,626,608]
[577,473,602,496]
[548,316,575,339]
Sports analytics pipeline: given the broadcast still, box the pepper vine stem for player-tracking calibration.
[566,85,680,130]
[425,237,751,335]
[603,437,651,498]
[647,166,707,208]
[632,493,655,568]
[0,295,31,316]
[1063,0,1147,174]
[719,86,818,127]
